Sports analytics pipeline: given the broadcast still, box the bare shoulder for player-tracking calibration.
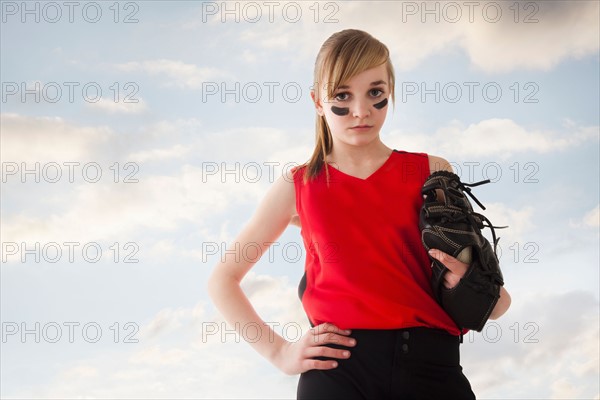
[253,168,297,224]
[283,168,300,217]
[232,169,298,258]
[428,154,454,173]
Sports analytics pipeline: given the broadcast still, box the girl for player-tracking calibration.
[208,29,511,399]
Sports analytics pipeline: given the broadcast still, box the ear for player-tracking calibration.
[310,90,324,117]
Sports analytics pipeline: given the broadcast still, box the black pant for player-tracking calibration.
[297,327,476,400]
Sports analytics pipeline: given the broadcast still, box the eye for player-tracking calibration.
[370,88,384,97]
[334,92,350,101]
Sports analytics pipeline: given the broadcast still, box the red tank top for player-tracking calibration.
[292,150,461,335]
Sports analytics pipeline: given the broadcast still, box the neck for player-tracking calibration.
[326,140,392,167]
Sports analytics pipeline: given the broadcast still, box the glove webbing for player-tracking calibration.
[425,175,507,254]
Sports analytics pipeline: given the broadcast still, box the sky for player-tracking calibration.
[1,0,599,399]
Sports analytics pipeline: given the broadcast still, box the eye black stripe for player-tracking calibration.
[373,98,388,110]
[331,106,349,116]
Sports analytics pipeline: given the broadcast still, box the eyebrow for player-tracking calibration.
[337,80,387,90]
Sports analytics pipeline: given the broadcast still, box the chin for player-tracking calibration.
[346,136,379,147]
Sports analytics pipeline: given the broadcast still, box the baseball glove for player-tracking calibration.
[419,170,505,332]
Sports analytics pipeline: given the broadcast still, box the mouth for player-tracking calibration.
[351,125,373,129]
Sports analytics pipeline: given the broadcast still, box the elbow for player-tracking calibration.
[206,266,239,304]
[490,287,511,320]
[505,288,512,309]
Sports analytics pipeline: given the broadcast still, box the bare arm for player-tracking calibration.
[207,170,353,374]
[207,171,296,363]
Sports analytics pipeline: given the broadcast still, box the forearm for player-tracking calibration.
[207,273,288,365]
[489,286,511,320]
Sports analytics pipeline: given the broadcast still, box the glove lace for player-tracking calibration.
[458,178,490,209]
[449,177,508,255]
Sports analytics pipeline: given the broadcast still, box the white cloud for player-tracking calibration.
[8,271,598,399]
[1,164,267,251]
[128,119,311,167]
[584,205,600,228]
[240,27,291,50]
[339,2,464,71]
[185,126,311,164]
[128,345,189,366]
[7,274,305,399]
[1,113,114,163]
[386,118,598,160]
[1,114,312,265]
[479,202,534,244]
[241,271,307,325]
[127,144,190,163]
[241,49,258,64]
[130,117,204,147]
[114,59,233,89]
[569,205,600,229]
[87,97,148,114]
[61,365,99,380]
[551,377,582,399]
[361,1,599,73]
[231,1,599,73]
[463,290,599,399]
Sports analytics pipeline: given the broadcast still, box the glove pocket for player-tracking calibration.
[439,263,501,332]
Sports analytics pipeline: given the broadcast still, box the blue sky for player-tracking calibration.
[1,1,599,398]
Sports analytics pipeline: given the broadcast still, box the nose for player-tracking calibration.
[352,99,371,119]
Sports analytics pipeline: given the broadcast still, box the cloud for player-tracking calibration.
[241,49,259,64]
[463,290,599,399]
[479,202,534,243]
[139,302,206,341]
[114,59,233,89]
[1,114,313,265]
[457,1,600,73]
[6,273,305,399]
[8,271,598,399]
[127,144,190,163]
[240,271,307,325]
[241,27,291,50]
[386,118,598,160]
[551,377,582,399]
[584,205,600,228]
[228,1,599,73]
[87,97,148,114]
[1,164,267,252]
[362,1,599,73]
[569,204,600,230]
[1,113,114,163]
[61,365,99,380]
[125,119,311,166]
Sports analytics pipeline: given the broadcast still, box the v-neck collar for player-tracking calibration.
[326,150,397,182]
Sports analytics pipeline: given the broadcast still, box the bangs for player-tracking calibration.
[314,31,394,104]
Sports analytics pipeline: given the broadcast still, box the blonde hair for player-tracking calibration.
[299,29,395,184]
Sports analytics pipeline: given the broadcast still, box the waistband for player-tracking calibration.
[341,327,461,367]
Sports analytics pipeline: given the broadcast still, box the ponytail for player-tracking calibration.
[303,114,332,185]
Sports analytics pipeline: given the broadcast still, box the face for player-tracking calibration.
[312,63,390,148]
